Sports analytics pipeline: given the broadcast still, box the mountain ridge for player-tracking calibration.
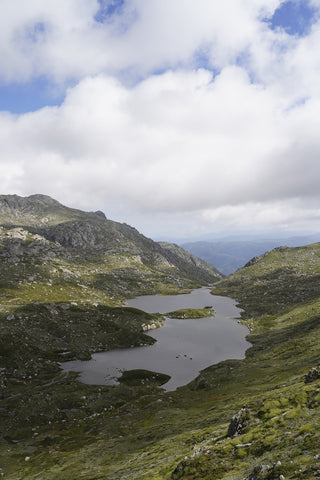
[0,194,222,301]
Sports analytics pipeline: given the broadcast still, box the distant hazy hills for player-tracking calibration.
[182,236,320,275]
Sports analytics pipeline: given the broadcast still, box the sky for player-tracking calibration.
[1,0,320,240]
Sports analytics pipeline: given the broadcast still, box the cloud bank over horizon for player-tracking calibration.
[1,0,320,239]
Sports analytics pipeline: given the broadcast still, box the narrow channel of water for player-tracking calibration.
[61,287,250,391]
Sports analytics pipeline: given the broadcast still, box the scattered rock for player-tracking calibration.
[248,464,270,479]
[59,303,70,310]
[244,461,283,480]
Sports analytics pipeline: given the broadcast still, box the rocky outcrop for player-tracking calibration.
[227,407,250,437]
[245,246,288,268]
[244,461,284,480]
[244,252,268,268]
[305,366,320,383]
[140,319,164,331]
[94,210,107,219]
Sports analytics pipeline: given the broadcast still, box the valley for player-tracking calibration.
[1,195,320,479]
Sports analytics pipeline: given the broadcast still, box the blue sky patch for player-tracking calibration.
[0,77,65,114]
[94,0,125,23]
[268,0,317,36]
[193,45,215,72]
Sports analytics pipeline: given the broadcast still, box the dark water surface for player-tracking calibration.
[61,288,250,391]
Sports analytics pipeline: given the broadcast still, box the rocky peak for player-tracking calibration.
[0,193,222,285]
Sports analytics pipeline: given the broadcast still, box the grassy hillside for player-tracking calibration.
[2,201,320,480]
[0,195,222,306]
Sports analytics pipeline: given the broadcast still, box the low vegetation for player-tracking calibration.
[2,197,320,479]
[166,307,214,319]
[118,369,171,387]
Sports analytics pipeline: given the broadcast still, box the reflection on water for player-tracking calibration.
[61,287,250,391]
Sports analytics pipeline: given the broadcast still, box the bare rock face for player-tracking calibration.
[94,210,107,219]
[44,222,100,248]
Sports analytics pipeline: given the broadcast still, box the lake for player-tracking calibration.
[61,287,250,391]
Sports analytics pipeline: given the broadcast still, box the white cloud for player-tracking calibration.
[0,0,110,82]
[0,62,320,236]
[0,0,284,83]
[201,200,320,233]
[1,1,320,237]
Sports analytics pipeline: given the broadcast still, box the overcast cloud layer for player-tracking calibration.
[1,0,320,239]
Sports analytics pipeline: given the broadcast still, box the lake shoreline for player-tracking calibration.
[62,287,251,391]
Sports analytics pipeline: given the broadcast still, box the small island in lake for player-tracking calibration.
[118,369,171,386]
[165,307,215,319]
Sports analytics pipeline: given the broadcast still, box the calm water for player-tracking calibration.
[61,287,250,391]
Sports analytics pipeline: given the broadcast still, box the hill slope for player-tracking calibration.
[0,194,222,305]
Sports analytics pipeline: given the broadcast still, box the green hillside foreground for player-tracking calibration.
[2,204,320,479]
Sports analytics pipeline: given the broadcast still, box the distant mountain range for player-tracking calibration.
[182,236,320,275]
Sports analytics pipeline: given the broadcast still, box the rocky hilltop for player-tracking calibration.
[0,194,103,226]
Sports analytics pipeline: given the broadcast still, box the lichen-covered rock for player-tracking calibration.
[247,464,270,480]
[244,461,283,480]
[227,407,250,437]
[244,461,285,480]
[170,460,187,479]
[305,366,320,383]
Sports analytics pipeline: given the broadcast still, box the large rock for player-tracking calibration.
[227,407,250,437]
[305,366,320,383]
